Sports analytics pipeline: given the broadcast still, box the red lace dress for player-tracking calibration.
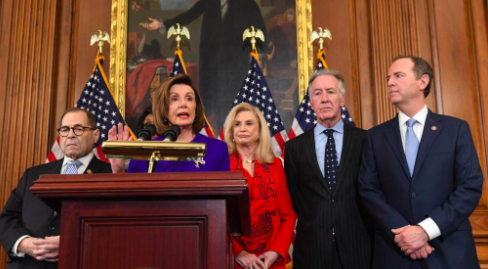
[231,153,297,269]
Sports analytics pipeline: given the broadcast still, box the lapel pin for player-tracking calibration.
[431,126,437,131]
[86,169,93,174]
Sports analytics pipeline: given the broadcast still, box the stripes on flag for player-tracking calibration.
[220,51,288,157]
[46,52,134,163]
[170,49,216,138]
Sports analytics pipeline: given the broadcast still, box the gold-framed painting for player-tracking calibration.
[110,0,313,133]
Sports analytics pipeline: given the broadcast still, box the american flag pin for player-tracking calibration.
[431,126,437,131]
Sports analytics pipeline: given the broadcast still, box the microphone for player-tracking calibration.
[162,125,181,142]
[137,124,157,141]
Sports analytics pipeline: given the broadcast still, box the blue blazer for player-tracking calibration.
[358,111,483,269]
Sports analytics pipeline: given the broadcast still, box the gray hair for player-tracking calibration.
[307,69,346,97]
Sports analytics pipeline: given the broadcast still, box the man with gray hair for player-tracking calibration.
[0,108,112,269]
[284,69,372,269]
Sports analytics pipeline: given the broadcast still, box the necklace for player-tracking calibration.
[242,159,254,164]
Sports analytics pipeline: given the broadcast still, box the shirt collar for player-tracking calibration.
[314,119,344,137]
[62,152,94,170]
[398,105,428,126]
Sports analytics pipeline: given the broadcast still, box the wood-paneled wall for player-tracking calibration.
[0,0,487,268]
[0,0,58,266]
[0,0,111,267]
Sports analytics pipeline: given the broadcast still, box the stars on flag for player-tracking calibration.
[230,57,287,149]
[74,65,126,147]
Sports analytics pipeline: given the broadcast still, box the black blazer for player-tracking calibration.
[284,124,372,269]
[0,157,112,269]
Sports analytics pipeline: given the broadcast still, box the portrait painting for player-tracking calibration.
[111,0,312,134]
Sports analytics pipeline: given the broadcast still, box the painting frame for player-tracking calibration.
[109,0,314,117]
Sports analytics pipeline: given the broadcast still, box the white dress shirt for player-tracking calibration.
[12,153,94,257]
[398,105,441,240]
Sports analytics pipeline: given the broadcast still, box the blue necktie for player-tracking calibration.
[63,160,82,174]
[324,129,338,191]
[405,119,419,176]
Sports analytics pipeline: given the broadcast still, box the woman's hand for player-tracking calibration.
[259,251,280,268]
[235,250,265,269]
[107,123,133,173]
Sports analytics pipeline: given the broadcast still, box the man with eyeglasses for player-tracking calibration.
[0,108,112,269]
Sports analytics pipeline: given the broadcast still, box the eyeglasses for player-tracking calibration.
[57,125,96,137]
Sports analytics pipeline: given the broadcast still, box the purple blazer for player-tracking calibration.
[127,133,230,173]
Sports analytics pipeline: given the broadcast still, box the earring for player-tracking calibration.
[162,117,169,125]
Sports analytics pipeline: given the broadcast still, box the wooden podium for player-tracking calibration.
[30,172,250,269]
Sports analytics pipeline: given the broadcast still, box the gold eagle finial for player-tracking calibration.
[167,23,190,50]
[311,27,332,50]
[243,26,265,52]
[90,30,110,54]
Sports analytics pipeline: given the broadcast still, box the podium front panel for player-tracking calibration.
[58,199,229,269]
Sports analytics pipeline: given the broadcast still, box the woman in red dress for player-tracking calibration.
[223,103,297,269]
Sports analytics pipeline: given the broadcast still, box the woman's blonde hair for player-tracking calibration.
[152,75,204,134]
[223,103,274,164]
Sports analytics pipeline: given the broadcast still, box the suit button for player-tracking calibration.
[49,226,55,231]
[411,193,417,198]
[331,199,335,204]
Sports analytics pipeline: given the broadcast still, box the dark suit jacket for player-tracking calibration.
[358,111,483,269]
[164,0,267,127]
[0,157,112,269]
[284,124,372,269]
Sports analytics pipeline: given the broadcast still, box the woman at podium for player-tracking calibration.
[223,103,296,269]
[108,75,230,172]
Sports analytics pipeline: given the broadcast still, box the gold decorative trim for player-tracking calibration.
[296,0,314,101]
[109,0,127,117]
[110,0,313,114]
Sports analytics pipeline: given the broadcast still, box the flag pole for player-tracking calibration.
[90,30,110,55]
[167,24,216,138]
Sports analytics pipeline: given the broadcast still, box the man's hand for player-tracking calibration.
[18,236,60,262]
[235,250,265,269]
[409,243,435,260]
[139,17,162,31]
[258,251,279,268]
[392,225,429,255]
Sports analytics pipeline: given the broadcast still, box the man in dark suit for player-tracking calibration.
[284,69,371,269]
[358,56,483,269]
[0,108,112,269]
[138,0,267,128]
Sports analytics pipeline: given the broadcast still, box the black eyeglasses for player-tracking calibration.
[57,125,96,137]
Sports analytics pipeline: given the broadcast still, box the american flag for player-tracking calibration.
[288,49,355,140]
[170,49,216,138]
[46,53,131,162]
[220,53,288,157]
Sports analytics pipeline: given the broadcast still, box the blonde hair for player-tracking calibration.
[223,103,275,164]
